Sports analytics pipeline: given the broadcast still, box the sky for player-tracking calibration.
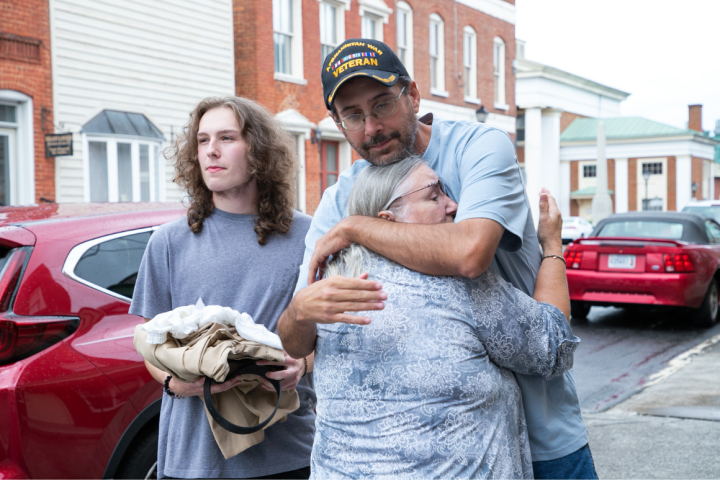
[515,0,720,133]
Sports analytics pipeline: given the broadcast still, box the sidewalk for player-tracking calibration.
[584,334,720,479]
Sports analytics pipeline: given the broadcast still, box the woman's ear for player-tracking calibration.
[378,210,397,222]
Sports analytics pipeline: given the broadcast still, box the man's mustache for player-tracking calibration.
[362,131,401,151]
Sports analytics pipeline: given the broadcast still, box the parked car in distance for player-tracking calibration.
[0,202,185,480]
[561,216,594,244]
[681,200,720,223]
[564,211,720,327]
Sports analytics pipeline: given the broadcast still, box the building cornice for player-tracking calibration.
[516,58,630,100]
[455,0,516,25]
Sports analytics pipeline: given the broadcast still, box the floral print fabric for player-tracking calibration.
[312,255,579,479]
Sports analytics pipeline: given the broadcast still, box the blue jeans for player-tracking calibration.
[532,444,599,480]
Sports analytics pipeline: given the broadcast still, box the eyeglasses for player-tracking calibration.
[335,87,407,131]
[382,178,447,211]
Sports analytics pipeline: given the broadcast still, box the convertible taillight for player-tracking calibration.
[663,254,695,273]
[564,250,583,269]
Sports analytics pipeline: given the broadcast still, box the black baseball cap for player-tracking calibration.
[322,38,409,111]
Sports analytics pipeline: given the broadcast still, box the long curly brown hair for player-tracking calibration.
[170,97,297,245]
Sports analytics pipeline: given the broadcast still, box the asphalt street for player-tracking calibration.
[570,306,720,413]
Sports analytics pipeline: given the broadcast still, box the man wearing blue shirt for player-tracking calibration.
[278,39,597,480]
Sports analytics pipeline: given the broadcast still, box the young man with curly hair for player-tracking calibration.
[130,97,315,479]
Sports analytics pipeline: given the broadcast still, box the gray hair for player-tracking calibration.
[325,155,426,278]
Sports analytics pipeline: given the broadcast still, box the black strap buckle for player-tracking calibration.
[203,359,282,435]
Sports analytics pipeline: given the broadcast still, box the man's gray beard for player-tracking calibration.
[366,115,419,167]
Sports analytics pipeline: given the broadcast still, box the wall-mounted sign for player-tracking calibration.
[45,133,73,157]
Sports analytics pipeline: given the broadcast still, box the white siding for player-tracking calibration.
[50,0,235,202]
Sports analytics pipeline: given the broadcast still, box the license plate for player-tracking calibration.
[608,254,636,269]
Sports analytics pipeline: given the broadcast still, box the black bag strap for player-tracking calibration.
[203,361,282,435]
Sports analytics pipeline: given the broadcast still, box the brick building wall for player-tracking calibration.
[560,111,585,133]
[628,158,637,211]
[691,156,704,200]
[667,156,676,210]
[234,0,515,213]
[569,160,578,216]
[0,0,54,202]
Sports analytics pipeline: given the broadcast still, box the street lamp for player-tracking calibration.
[642,170,650,211]
[475,105,488,123]
[691,182,699,200]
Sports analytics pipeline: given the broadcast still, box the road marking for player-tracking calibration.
[643,333,720,388]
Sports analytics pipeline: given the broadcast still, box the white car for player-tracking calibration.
[681,200,720,223]
[562,216,594,243]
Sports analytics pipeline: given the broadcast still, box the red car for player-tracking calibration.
[565,212,720,327]
[0,203,185,479]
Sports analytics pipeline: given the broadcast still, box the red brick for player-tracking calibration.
[0,0,54,203]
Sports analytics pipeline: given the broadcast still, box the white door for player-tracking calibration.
[0,128,16,206]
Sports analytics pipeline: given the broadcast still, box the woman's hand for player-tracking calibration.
[537,187,563,256]
[256,352,306,392]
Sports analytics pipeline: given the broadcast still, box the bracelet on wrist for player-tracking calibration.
[163,375,184,399]
[541,254,566,264]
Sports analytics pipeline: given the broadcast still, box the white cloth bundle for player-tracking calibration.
[140,298,283,350]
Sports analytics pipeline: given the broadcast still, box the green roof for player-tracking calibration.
[561,117,700,142]
[570,186,614,197]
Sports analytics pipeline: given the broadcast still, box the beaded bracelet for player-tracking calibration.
[164,375,184,399]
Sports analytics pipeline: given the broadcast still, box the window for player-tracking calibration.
[642,162,663,175]
[320,141,339,193]
[463,26,478,102]
[516,113,525,142]
[362,14,382,40]
[320,1,345,61]
[429,14,446,96]
[493,37,507,109]
[597,221,684,240]
[86,138,163,203]
[72,230,152,300]
[358,0,391,41]
[705,220,720,244]
[583,165,597,178]
[0,92,34,206]
[273,0,304,83]
[396,2,413,76]
[273,0,293,74]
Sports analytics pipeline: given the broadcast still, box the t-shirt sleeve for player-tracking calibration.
[454,127,529,252]
[293,189,346,296]
[129,229,173,320]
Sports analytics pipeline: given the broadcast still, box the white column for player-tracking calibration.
[591,120,613,223]
[541,108,562,199]
[559,160,571,218]
[711,161,716,200]
[676,155,692,211]
[524,107,543,226]
[614,158,629,213]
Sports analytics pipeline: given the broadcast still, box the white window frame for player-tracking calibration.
[493,36,508,110]
[82,134,165,203]
[0,90,34,205]
[319,0,347,62]
[275,109,316,213]
[358,0,392,41]
[395,1,414,77]
[463,26,479,104]
[429,14,448,97]
[362,13,383,41]
[273,0,306,85]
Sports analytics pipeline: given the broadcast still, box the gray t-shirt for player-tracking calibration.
[130,209,315,479]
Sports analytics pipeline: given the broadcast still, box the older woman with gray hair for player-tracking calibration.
[311,155,578,480]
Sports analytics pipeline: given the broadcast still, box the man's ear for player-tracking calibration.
[378,210,397,222]
[409,81,421,114]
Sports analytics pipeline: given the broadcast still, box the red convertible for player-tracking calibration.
[565,212,720,327]
[0,203,185,479]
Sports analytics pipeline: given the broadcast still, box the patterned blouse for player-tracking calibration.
[312,255,579,480]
